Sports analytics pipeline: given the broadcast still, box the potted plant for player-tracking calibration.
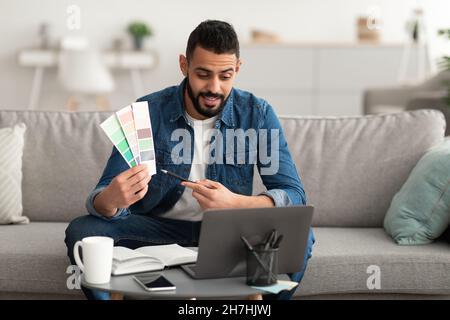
[438,28,450,108]
[127,21,153,51]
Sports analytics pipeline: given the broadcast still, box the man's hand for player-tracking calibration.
[181,179,239,210]
[181,179,274,210]
[94,164,151,217]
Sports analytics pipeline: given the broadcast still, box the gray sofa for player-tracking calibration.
[1,109,449,299]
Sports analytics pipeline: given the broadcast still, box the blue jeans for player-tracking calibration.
[64,213,314,300]
[277,228,314,300]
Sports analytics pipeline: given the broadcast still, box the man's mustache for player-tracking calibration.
[199,92,224,99]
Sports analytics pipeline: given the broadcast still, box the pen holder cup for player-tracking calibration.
[246,244,278,286]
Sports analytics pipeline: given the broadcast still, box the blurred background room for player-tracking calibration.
[1,0,449,117]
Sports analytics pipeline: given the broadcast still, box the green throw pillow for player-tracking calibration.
[384,139,450,245]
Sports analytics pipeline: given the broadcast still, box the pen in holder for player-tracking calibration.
[241,234,279,286]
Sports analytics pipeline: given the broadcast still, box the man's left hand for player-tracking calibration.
[181,179,242,210]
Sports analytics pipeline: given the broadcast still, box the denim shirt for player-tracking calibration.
[86,79,306,220]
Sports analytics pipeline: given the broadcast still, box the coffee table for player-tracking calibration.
[81,267,290,300]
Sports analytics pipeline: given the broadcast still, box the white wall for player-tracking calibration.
[0,0,449,111]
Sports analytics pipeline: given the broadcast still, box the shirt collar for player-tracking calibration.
[170,78,236,128]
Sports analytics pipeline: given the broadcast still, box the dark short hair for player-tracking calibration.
[186,20,240,61]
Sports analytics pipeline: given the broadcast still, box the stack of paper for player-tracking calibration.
[100,101,156,175]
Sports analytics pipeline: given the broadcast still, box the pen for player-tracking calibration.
[160,169,195,183]
[262,231,272,247]
[264,229,276,250]
[241,236,270,273]
[271,230,278,248]
[240,235,256,252]
[160,169,217,189]
[272,234,284,248]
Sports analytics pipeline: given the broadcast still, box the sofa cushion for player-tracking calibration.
[0,123,29,224]
[276,110,445,227]
[0,222,81,296]
[295,227,450,297]
[0,111,113,222]
[384,138,450,245]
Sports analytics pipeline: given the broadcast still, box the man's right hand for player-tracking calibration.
[93,164,151,218]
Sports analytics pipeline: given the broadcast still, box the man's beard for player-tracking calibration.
[185,77,226,118]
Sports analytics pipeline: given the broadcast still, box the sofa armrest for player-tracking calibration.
[362,86,417,114]
[405,94,449,135]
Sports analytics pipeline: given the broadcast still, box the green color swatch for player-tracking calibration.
[139,138,153,150]
[100,114,136,168]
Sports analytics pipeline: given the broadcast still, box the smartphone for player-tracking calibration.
[133,273,176,292]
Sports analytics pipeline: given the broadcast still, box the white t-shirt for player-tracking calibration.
[161,112,218,221]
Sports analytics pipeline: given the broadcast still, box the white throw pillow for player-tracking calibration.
[0,123,29,224]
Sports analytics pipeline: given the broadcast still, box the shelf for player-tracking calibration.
[18,49,158,69]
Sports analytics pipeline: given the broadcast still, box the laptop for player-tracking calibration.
[181,205,314,279]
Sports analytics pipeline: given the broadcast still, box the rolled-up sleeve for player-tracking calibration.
[85,147,132,220]
[257,102,307,207]
[86,186,131,221]
[260,189,296,207]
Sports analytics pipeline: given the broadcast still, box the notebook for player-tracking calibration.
[111,244,197,276]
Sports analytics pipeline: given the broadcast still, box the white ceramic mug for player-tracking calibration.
[73,236,113,284]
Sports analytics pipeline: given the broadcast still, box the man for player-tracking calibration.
[65,20,314,300]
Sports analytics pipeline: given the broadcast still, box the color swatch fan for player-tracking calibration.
[100,101,156,176]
